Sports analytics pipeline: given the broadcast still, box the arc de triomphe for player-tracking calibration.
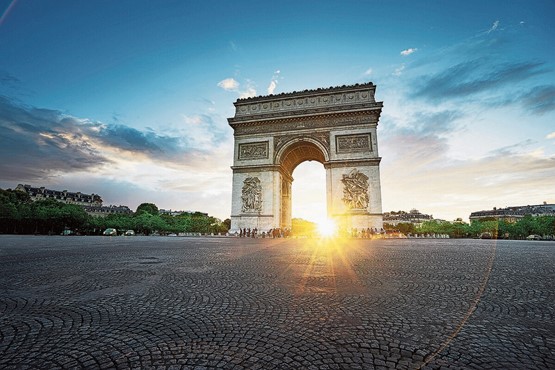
[228,82,383,233]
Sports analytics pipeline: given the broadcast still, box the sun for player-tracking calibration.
[316,218,338,238]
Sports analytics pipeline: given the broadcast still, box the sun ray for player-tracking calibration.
[316,217,338,238]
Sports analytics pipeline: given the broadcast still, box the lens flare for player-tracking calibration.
[316,218,337,237]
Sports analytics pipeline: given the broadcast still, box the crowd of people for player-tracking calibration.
[237,228,292,238]
[349,227,385,238]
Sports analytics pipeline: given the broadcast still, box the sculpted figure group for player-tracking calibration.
[341,169,370,210]
[241,177,262,213]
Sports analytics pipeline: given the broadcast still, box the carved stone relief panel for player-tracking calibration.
[336,134,371,153]
[241,177,262,213]
[238,141,269,160]
[234,113,377,136]
[341,169,369,210]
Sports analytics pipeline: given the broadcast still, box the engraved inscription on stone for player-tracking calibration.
[341,169,369,210]
[336,134,371,153]
[238,142,269,160]
[241,177,262,213]
[234,113,377,136]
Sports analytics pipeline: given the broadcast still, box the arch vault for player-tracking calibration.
[228,82,383,233]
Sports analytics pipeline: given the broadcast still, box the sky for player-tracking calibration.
[1,0,554,222]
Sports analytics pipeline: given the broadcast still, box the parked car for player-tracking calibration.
[526,234,541,240]
[103,228,117,236]
[124,230,135,236]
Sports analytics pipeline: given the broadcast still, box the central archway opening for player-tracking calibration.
[277,139,329,233]
[291,160,327,236]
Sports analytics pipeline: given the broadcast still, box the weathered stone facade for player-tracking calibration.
[229,83,383,233]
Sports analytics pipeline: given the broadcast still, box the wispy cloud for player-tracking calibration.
[218,77,257,98]
[239,79,257,98]
[412,60,547,102]
[217,78,239,91]
[520,85,555,114]
[379,20,555,219]
[381,120,555,219]
[381,109,464,167]
[400,48,418,56]
[364,68,373,76]
[393,64,405,76]
[0,70,20,89]
[267,70,281,95]
[487,20,499,33]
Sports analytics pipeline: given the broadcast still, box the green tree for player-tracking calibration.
[396,223,415,235]
[292,218,317,237]
[136,203,159,216]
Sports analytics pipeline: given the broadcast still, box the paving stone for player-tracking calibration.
[0,236,553,369]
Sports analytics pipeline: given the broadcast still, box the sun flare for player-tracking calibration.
[316,218,338,238]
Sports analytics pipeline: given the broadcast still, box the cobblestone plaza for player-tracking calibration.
[0,236,553,369]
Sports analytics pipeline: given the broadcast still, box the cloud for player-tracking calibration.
[0,70,20,89]
[217,78,239,91]
[381,126,555,220]
[364,68,373,76]
[520,85,555,114]
[393,64,405,76]
[379,21,555,219]
[400,48,418,56]
[487,20,499,33]
[412,60,547,102]
[179,114,229,150]
[239,87,256,99]
[239,80,257,98]
[0,97,111,181]
[218,77,257,98]
[0,96,230,182]
[267,70,281,95]
[380,109,464,168]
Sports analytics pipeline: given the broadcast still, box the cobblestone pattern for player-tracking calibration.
[0,236,553,369]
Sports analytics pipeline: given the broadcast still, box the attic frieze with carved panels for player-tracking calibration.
[232,112,379,136]
[232,84,378,120]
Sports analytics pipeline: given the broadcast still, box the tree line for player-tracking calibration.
[0,189,230,235]
[385,216,555,239]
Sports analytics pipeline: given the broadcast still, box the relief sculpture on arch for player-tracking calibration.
[241,177,262,213]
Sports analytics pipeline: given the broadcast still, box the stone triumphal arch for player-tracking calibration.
[228,82,383,233]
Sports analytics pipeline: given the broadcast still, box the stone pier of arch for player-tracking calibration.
[228,83,384,234]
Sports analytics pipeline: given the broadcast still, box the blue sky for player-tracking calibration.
[1,0,554,222]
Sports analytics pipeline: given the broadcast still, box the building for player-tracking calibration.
[83,205,133,218]
[15,184,132,217]
[15,184,102,206]
[383,209,433,227]
[228,83,383,234]
[469,203,555,223]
